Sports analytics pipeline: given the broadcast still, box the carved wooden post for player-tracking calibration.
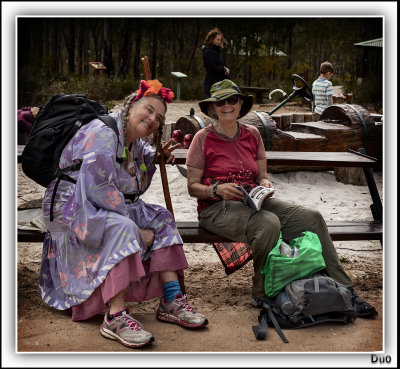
[141,56,151,81]
[141,56,175,218]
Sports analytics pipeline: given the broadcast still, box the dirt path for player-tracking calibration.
[17,240,382,352]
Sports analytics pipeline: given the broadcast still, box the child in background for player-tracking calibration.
[312,62,334,121]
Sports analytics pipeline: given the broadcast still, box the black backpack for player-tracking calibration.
[252,274,357,343]
[21,94,123,220]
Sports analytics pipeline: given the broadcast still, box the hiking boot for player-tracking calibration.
[347,287,378,318]
[100,308,154,348]
[156,294,208,328]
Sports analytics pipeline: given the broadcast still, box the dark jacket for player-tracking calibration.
[202,45,230,98]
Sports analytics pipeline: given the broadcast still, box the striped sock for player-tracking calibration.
[163,280,182,303]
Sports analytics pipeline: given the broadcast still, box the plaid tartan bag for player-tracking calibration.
[212,242,253,275]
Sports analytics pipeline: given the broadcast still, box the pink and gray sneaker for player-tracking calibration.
[156,294,208,328]
[100,307,154,348]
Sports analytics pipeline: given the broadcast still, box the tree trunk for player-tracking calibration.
[77,20,84,76]
[118,19,132,77]
[173,20,184,68]
[89,19,101,61]
[83,25,89,75]
[35,19,44,62]
[103,18,114,77]
[186,19,200,74]
[133,21,143,79]
[51,20,61,75]
[151,23,158,79]
[62,19,75,75]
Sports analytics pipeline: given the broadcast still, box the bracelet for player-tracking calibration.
[211,182,219,199]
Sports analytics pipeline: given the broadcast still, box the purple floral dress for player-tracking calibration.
[38,111,187,316]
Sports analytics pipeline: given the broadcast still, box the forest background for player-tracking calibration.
[18,17,382,110]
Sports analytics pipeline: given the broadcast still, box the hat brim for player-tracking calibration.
[199,93,253,119]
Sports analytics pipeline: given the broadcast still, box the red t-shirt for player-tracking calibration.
[186,123,266,214]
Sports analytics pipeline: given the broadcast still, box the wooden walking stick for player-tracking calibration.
[140,57,184,294]
[141,56,175,218]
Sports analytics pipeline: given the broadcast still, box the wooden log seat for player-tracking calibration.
[319,104,382,164]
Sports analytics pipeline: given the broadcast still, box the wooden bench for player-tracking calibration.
[18,146,383,244]
[17,220,383,243]
[239,86,270,104]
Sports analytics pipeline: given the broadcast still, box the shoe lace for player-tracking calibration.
[116,312,142,331]
[176,294,195,313]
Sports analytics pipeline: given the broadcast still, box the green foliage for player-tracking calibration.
[343,74,383,111]
[18,76,139,107]
[178,77,204,101]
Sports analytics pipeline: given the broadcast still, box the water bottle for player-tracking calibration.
[280,241,299,258]
[291,245,299,258]
[276,290,297,316]
[279,241,293,257]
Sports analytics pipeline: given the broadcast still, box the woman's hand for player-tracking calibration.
[259,178,273,188]
[216,182,244,200]
[157,138,181,164]
[30,107,40,118]
[139,229,155,248]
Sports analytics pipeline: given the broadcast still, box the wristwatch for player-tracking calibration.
[211,182,219,199]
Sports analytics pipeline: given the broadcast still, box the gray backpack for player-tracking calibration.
[252,273,357,343]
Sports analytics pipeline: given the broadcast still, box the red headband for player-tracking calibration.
[133,80,174,104]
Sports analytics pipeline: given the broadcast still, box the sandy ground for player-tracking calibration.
[16,102,384,358]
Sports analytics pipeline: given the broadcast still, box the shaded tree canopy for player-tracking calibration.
[17,17,382,106]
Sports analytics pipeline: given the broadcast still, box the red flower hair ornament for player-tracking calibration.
[133,80,174,104]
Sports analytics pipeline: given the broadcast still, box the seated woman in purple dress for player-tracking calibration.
[38,80,207,349]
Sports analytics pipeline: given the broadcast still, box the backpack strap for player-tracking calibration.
[49,169,80,221]
[252,313,268,340]
[252,295,289,343]
[97,115,123,163]
[49,115,122,221]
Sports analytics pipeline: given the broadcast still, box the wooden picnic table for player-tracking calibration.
[172,149,378,168]
[239,86,270,104]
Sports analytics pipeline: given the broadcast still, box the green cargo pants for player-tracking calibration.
[199,197,353,299]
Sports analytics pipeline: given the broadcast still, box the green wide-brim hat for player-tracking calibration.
[199,79,253,119]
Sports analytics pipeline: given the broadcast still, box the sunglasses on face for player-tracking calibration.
[213,96,240,107]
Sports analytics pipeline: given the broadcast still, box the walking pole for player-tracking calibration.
[141,57,175,218]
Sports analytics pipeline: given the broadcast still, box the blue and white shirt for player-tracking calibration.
[312,77,333,115]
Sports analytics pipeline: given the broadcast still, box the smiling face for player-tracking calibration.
[213,96,243,123]
[127,96,166,141]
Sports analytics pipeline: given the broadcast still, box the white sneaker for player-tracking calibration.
[156,294,208,328]
[100,308,154,348]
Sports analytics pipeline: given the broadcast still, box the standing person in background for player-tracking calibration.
[312,61,334,121]
[202,28,231,98]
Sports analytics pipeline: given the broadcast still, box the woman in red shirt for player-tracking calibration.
[186,79,377,318]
